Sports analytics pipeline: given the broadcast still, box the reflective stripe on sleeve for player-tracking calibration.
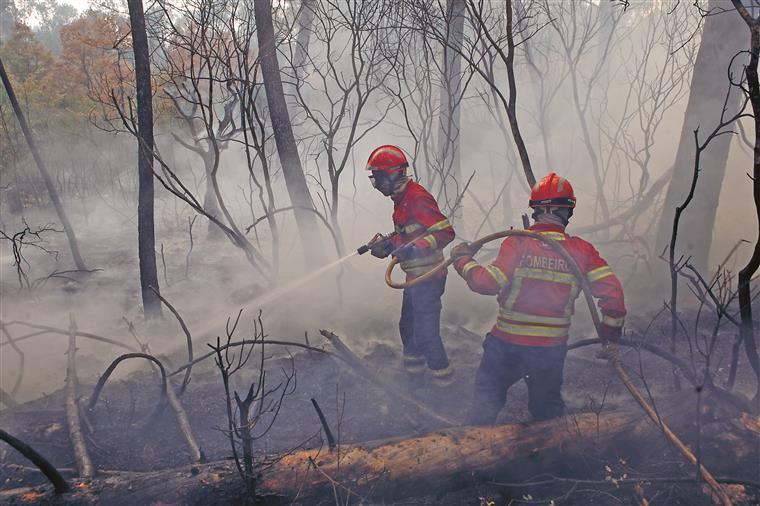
[427,218,453,232]
[602,314,625,327]
[484,265,509,288]
[587,265,614,282]
[461,260,479,277]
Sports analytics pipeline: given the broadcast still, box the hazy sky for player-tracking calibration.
[66,0,88,12]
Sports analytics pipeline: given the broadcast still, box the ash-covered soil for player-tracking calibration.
[1,317,758,504]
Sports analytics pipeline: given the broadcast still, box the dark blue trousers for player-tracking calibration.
[399,276,450,371]
[468,334,567,425]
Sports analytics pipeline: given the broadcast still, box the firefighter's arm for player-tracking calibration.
[409,193,455,250]
[388,231,404,249]
[453,239,517,295]
[582,243,627,338]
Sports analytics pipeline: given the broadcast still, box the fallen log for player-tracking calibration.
[259,410,644,501]
[2,388,755,505]
[64,315,93,478]
[0,407,706,504]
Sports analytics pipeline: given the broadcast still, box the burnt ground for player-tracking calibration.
[1,317,759,505]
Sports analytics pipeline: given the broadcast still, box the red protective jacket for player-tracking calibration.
[390,181,455,280]
[454,223,626,346]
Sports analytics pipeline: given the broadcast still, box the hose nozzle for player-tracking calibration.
[357,233,386,255]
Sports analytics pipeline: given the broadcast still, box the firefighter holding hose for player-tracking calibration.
[450,173,626,424]
[364,145,456,386]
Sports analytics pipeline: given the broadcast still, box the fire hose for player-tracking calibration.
[384,229,732,505]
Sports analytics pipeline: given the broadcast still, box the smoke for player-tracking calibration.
[0,0,754,421]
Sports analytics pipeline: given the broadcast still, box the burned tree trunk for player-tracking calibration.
[254,0,325,267]
[731,0,760,404]
[655,1,745,274]
[293,0,316,86]
[0,412,643,503]
[437,0,465,221]
[127,0,162,319]
[504,0,535,188]
[64,317,94,478]
[258,411,642,499]
[0,57,86,272]
[201,149,224,239]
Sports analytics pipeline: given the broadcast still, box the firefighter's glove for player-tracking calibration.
[450,241,481,259]
[395,243,422,261]
[370,236,394,259]
[598,323,622,342]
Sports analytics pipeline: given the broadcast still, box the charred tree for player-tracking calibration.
[656,1,745,274]
[127,0,162,319]
[165,89,237,240]
[730,0,760,404]
[254,0,325,267]
[201,151,224,238]
[437,0,466,222]
[503,0,535,188]
[466,0,536,188]
[0,57,86,272]
[293,0,316,85]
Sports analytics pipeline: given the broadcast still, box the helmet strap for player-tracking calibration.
[392,175,410,196]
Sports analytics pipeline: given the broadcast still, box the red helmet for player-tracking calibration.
[366,145,409,175]
[529,172,576,209]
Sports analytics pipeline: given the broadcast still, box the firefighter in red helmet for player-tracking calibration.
[365,145,456,386]
[451,173,626,424]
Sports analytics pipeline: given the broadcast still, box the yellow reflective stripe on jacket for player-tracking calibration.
[400,250,444,275]
[428,218,453,232]
[401,250,444,268]
[602,314,625,327]
[421,235,438,248]
[484,265,509,288]
[404,265,439,276]
[587,265,614,282]
[498,308,571,326]
[395,222,425,234]
[495,321,569,338]
[396,219,450,246]
[513,267,577,285]
[461,260,479,277]
[538,231,566,241]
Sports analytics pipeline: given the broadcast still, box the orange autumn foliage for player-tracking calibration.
[57,10,135,122]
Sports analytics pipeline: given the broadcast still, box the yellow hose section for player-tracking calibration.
[385,230,732,506]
